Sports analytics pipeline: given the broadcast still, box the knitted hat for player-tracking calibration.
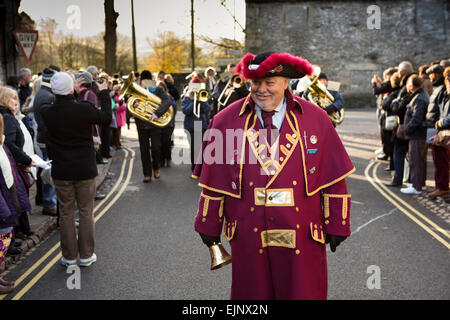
[75,71,93,85]
[318,72,328,80]
[42,68,56,83]
[140,70,153,80]
[51,72,74,95]
[426,64,444,75]
[236,52,313,80]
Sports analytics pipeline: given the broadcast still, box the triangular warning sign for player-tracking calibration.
[12,30,39,63]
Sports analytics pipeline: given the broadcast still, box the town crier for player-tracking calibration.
[192,52,355,300]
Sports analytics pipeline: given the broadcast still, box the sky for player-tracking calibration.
[19,0,246,54]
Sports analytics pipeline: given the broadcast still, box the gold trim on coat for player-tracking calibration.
[261,229,296,249]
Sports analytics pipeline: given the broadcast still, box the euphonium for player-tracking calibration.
[296,67,344,126]
[119,73,175,128]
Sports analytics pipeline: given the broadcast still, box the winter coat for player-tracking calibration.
[425,77,446,127]
[33,84,55,145]
[0,145,32,229]
[181,96,210,131]
[0,106,32,166]
[404,88,430,140]
[41,94,112,181]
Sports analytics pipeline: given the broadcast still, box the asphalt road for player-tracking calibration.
[1,109,449,300]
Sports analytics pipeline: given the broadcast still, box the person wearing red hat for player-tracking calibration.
[192,52,355,300]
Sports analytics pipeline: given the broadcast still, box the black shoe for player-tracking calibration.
[377,155,389,161]
[97,159,108,165]
[14,232,27,240]
[385,182,402,187]
[6,247,22,256]
[95,193,106,201]
[42,209,57,216]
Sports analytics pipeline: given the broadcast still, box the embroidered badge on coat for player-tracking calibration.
[310,135,318,145]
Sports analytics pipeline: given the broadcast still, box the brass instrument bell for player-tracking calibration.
[209,242,232,270]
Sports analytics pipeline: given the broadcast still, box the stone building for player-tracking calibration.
[245,0,449,104]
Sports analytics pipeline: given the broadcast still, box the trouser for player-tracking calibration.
[393,140,409,184]
[137,126,162,177]
[188,129,205,171]
[409,139,427,191]
[381,128,394,166]
[161,126,174,165]
[112,127,122,148]
[100,125,111,158]
[432,144,449,191]
[40,148,57,211]
[54,179,96,260]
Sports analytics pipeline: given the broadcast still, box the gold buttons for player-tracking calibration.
[295,250,300,255]
[325,220,330,225]
[259,249,264,254]
[286,143,291,148]
[296,207,300,212]
[292,134,297,138]
[270,170,276,175]
[280,157,284,162]
[250,207,255,212]
[293,180,297,186]
[202,218,206,222]
[342,221,346,225]
[254,228,258,233]
[296,224,300,229]
[249,181,254,187]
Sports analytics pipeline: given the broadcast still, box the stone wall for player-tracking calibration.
[245,0,449,98]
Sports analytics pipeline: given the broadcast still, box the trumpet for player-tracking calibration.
[193,89,210,118]
[217,74,243,112]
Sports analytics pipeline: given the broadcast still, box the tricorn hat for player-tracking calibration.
[236,52,313,80]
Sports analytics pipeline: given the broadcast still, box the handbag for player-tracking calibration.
[396,123,406,140]
[16,163,35,189]
[434,129,450,148]
[384,115,397,131]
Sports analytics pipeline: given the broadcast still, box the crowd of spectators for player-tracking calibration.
[371,58,450,197]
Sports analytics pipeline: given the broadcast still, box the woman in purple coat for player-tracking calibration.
[0,114,32,294]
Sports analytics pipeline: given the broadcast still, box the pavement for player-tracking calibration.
[0,156,113,273]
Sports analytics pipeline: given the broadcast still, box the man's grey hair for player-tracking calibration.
[18,68,31,79]
[398,61,414,74]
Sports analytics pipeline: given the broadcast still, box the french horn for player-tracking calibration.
[120,73,174,128]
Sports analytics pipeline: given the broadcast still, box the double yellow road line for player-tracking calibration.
[365,160,450,250]
[0,147,135,300]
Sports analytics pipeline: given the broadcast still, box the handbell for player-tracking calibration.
[209,243,232,270]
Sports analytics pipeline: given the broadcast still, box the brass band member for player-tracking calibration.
[135,70,171,183]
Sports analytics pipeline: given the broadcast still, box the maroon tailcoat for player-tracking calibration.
[193,90,355,300]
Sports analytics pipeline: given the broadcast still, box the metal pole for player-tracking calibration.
[191,0,195,71]
[131,0,138,71]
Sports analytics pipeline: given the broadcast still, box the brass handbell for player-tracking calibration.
[209,243,232,270]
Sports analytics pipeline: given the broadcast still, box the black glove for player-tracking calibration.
[325,104,338,115]
[325,234,347,252]
[199,233,220,248]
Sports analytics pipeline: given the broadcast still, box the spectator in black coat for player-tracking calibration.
[400,75,430,195]
[41,72,111,267]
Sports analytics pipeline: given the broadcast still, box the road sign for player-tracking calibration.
[12,30,39,63]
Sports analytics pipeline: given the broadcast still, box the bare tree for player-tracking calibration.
[104,0,119,74]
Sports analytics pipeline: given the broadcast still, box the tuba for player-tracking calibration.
[120,73,175,128]
[295,67,344,126]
